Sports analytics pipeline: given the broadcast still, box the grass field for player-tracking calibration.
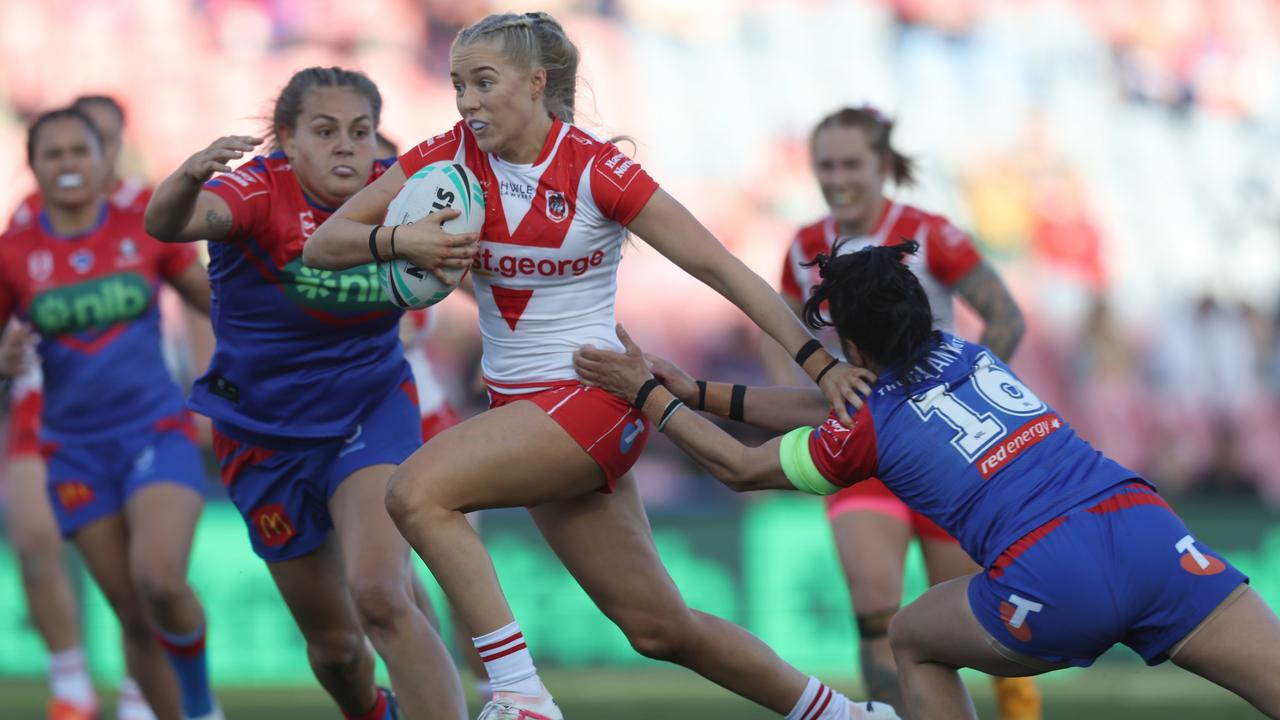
[0,664,1264,719]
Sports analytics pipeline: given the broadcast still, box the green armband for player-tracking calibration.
[778,426,840,496]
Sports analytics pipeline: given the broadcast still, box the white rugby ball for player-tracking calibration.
[379,161,484,309]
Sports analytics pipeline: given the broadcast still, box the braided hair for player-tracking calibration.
[802,240,936,376]
[454,12,579,123]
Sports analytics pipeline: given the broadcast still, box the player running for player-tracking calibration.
[145,66,467,720]
[305,11,891,720]
[0,108,218,720]
[575,241,1280,720]
[760,106,1038,717]
[3,93,158,720]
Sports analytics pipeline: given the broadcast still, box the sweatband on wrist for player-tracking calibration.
[814,358,840,386]
[657,398,684,432]
[368,225,385,263]
[794,339,823,366]
[633,378,660,410]
[778,426,840,496]
[729,384,746,422]
[696,380,707,411]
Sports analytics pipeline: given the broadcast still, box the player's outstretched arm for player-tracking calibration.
[644,352,836,433]
[146,135,261,243]
[627,189,869,425]
[575,325,792,493]
[953,260,1025,361]
[303,163,477,281]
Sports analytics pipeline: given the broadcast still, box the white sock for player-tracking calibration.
[472,621,542,696]
[117,676,157,720]
[786,676,855,720]
[48,648,97,709]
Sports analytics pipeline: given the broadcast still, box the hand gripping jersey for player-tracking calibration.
[0,204,196,440]
[200,153,406,437]
[784,333,1137,567]
[400,120,659,394]
[779,202,981,332]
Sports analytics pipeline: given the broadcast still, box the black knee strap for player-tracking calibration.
[855,608,898,639]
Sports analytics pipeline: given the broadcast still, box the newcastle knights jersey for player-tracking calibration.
[399,119,659,395]
[791,333,1137,566]
[0,204,196,440]
[200,153,405,437]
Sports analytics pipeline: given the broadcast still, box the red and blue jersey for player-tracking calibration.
[0,204,196,440]
[797,333,1137,566]
[198,153,405,438]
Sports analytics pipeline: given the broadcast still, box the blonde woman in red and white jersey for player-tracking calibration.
[307,12,894,720]
[759,106,1036,719]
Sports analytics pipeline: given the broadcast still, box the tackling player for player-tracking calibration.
[576,241,1280,720]
[146,67,467,720]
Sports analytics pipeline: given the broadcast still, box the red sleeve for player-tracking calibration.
[5,192,40,233]
[924,217,981,287]
[0,245,17,325]
[158,241,200,280]
[399,124,465,177]
[778,235,804,302]
[203,158,274,241]
[808,404,878,487]
[589,144,660,226]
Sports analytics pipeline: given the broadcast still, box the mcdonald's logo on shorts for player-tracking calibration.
[55,481,95,512]
[250,504,297,547]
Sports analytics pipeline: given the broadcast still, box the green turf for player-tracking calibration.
[0,665,1263,718]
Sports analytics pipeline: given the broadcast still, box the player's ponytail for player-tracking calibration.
[811,105,918,187]
[455,12,580,124]
[803,240,936,376]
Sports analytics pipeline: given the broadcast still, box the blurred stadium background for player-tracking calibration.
[3,0,1280,717]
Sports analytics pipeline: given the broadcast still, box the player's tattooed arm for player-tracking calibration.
[204,208,233,238]
[953,260,1025,362]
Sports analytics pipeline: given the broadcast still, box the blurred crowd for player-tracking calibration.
[3,0,1280,504]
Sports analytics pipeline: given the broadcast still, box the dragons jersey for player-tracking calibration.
[779,202,981,332]
[400,119,659,394]
[0,204,196,440]
[200,153,406,438]
[795,333,1137,567]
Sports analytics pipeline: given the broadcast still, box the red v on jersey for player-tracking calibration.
[468,132,580,250]
[490,285,534,331]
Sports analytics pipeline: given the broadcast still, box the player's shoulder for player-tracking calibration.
[792,216,833,253]
[209,153,285,197]
[403,122,470,170]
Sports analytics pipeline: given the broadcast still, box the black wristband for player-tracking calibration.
[814,358,840,386]
[696,380,707,411]
[794,339,823,366]
[657,397,684,432]
[389,225,400,260]
[729,384,746,422]
[633,378,660,410]
[368,224,385,263]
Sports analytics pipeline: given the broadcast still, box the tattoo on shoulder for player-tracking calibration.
[205,209,233,238]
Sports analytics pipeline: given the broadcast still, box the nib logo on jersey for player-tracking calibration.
[29,272,151,336]
[281,257,391,312]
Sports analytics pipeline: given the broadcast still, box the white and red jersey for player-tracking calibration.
[779,201,981,333]
[403,309,450,415]
[400,119,659,395]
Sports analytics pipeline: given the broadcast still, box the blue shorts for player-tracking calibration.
[212,374,422,562]
[969,482,1248,667]
[43,413,206,537]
